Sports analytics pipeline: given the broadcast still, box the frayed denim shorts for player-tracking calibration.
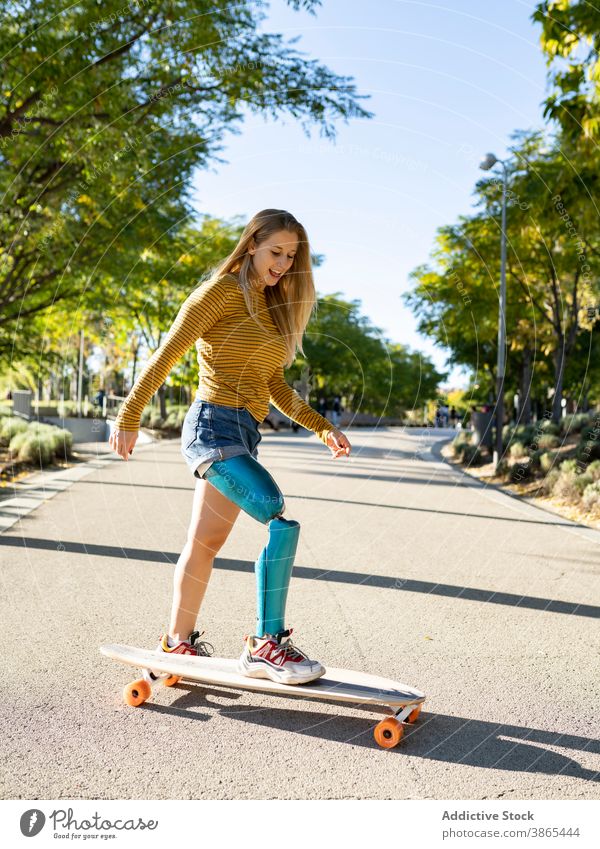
[180,392,263,479]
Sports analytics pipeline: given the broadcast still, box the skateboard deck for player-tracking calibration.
[100,643,426,749]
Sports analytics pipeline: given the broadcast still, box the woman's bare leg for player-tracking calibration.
[168,475,241,640]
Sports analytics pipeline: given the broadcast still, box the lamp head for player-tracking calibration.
[479,152,498,171]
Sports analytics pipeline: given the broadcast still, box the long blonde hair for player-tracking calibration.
[203,209,316,367]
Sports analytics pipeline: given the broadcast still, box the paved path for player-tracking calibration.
[1,427,598,799]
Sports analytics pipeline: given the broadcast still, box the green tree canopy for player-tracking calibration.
[404,129,600,421]
[534,1,600,143]
[0,0,372,359]
[292,293,444,416]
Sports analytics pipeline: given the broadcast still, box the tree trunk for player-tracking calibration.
[519,347,533,424]
[551,338,566,424]
[131,344,139,387]
[158,383,167,419]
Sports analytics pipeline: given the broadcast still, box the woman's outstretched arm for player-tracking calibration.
[267,367,351,458]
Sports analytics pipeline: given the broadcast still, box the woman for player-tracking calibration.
[109,209,352,685]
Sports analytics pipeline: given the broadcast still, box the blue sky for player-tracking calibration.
[191,0,550,389]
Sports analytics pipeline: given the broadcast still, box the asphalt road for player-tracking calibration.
[1,426,598,800]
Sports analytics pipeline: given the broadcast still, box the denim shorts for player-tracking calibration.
[180,393,263,479]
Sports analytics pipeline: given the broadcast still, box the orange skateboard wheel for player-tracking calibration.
[163,675,181,687]
[123,678,151,707]
[374,717,404,749]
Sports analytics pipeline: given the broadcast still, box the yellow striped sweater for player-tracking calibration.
[114,272,335,445]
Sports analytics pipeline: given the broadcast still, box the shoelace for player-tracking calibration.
[242,627,310,662]
[273,628,308,662]
[188,630,215,657]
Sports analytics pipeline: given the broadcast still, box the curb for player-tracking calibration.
[0,440,155,534]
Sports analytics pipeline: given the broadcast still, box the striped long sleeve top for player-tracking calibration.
[113,272,335,445]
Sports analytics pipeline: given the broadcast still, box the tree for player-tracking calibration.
[533,1,600,143]
[404,130,600,423]
[0,0,373,357]
[291,293,443,416]
[111,216,246,415]
[501,132,600,421]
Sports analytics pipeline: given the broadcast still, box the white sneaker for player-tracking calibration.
[238,627,325,685]
[143,630,214,683]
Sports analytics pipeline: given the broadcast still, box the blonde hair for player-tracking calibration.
[202,209,316,367]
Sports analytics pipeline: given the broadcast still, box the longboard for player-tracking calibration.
[100,643,426,749]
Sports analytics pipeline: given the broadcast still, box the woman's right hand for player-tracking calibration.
[109,427,138,460]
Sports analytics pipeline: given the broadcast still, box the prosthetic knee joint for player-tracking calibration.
[203,454,300,637]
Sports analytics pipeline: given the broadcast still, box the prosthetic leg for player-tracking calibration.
[203,454,300,637]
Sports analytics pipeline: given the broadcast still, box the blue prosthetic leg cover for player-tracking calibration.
[203,454,284,523]
[203,454,301,637]
[255,517,300,637]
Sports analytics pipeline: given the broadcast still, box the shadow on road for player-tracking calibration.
[138,683,600,782]
[2,535,598,619]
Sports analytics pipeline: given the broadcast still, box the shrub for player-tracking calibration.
[510,458,533,482]
[553,468,593,501]
[537,433,560,450]
[560,412,592,437]
[25,423,73,459]
[140,409,152,426]
[503,424,540,450]
[8,431,29,457]
[456,442,484,465]
[509,441,527,459]
[530,449,543,470]
[9,423,73,462]
[576,422,600,462]
[27,422,60,438]
[539,451,558,473]
[451,432,471,457]
[502,424,524,447]
[149,412,164,429]
[540,468,560,495]
[580,421,600,441]
[559,458,578,474]
[51,428,74,459]
[0,416,29,445]
[164,407,187,429]
[15,434,56,467]
[574,471,594,494]
[576,440,600,463]
[164,410,177,428]
[552,469,577,500]
[513,424,537,446]
[538,419,560,436]
[586,460,600,482]
[582,482,600,513]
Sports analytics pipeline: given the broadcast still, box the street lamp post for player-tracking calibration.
[479,152,508,469]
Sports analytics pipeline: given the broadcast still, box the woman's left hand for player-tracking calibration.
[326,428,351,458]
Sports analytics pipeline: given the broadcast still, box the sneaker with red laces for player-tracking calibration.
[143,630,215,683]
[238,627,325,685]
